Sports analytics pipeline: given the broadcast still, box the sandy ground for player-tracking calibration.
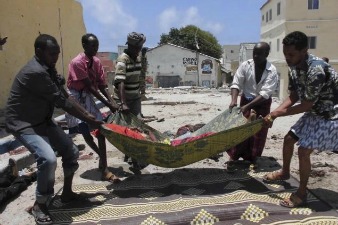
[0,88,337,224]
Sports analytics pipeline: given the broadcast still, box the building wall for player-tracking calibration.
[118,45,127,56]
[239,43,256,64]
[222,45,240,62]
[260,0,338,100]
[285,0,338,20]
[96,52,117,73]
[0,0,86,109]
[96,52,118,94]
[147,44,220,88]
[260,0,286,35]
[222,45,240,81]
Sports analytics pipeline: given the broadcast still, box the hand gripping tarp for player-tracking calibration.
[100,109,263,168]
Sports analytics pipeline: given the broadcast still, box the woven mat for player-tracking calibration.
[48,159,338,224]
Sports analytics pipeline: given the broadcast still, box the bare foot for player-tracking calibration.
[263,170,290,183]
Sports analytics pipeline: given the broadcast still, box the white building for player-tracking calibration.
[239,43,256,64]
[260,0,338,99]
[117,45,127,56]
[147,43,222,88]
[221,45,240,86]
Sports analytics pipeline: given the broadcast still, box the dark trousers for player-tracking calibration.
[227,95,272,162]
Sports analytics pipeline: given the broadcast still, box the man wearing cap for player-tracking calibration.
[113,32,147,171]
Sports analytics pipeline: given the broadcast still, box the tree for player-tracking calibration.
[159,25,223,59]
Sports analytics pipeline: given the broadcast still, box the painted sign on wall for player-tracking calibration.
[201,59,213,74]
[183,57,197,65]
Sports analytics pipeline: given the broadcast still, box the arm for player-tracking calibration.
[229,63,245,112]
[98,84,118,109]
[117,82,130,112]
[270,91,312,119]
[264,91,313,127]
[98,84,119,112]
[83,77,118,112]
[240,95,266,114]
[229,88,239,112]
[62,97,103,129]
[114,57,129,112]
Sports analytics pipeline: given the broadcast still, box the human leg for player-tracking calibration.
[77,122,109,171]
[78,123,120,182]
[227,139,251,161]
[47,124,79,202]
[16,133,56,225]
[125,98,149,170]
[296,146,313,198]
[78,122,101,157]
[97,133,120,183]
[263,131,297,181]
[17,133,57,204]
[227,96,253,161]
[249,126,269,161]
[250,98,272,161]
[279,146,312,208]
[97,133,107,170]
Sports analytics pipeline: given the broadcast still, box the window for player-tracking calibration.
[277,2,281,15]
[269,42,272,50]
[308,36,317,49]
[266,12,268,22]
[277,39,280,52]
[269,9,272,20]
[308,0,319,9]
[262,15,264,21]
[230,50,234,53]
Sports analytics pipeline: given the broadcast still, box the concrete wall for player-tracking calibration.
[0,0,86,109]
[147,44,220,88]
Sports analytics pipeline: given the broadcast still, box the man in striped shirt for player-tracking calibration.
[114,32,146,116]
[113,32,147,172]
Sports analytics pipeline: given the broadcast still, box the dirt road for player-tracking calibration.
[1,88,337,224]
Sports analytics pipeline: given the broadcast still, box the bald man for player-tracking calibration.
[227,42,279,165]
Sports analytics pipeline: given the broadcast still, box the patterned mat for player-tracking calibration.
[49,162,338,224]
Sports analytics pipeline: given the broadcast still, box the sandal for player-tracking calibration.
[31,203,53,225]
[101,172,121,184]
[280,193,307,208]
[263,170,290,183]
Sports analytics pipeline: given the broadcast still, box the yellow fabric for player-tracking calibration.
[100,109,263,168]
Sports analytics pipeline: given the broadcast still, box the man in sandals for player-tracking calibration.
[113,32,148,172]
[66,33,120,183]
[263,31,338,208]
[5,34,103,225]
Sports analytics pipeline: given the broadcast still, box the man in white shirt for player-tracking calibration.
[227,42,278,164]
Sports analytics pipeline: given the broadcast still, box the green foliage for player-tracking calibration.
[159,25,223,59]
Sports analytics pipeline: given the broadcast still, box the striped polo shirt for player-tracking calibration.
[114,52,142,100]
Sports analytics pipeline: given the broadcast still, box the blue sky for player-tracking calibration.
[77,0,267,52]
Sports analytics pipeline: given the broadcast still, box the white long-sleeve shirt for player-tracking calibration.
[230,59,278,99]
